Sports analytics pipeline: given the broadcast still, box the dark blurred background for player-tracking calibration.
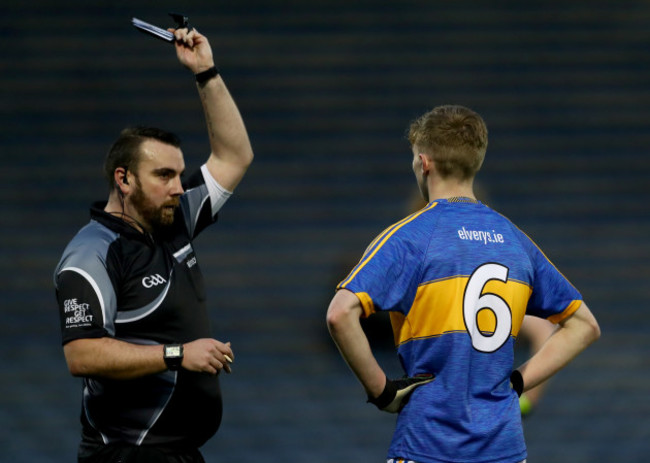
[1,1,649,462]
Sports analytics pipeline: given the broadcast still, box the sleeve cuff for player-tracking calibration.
[548,299,583,324]
[200,164,233,215]
[355,292,375,318]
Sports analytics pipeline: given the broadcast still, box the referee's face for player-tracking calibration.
[129,139,185,232]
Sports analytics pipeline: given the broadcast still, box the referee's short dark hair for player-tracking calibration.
[104,126,182,189]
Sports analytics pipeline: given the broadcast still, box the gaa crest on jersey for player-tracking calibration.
[142,274,167,288]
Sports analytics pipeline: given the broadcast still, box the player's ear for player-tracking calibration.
[418,153,432,174]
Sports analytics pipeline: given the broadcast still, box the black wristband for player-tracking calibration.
[367,378,397,409]
[510,370,524,397]
[195,66,219,84]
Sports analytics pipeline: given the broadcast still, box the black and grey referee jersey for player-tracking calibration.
[54,165,231,449]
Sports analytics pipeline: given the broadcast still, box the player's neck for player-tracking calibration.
[426,177,475,202]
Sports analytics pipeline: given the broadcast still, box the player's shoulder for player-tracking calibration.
[488,208,539,244]
[471,203,526,234]
[385,202,440,237]
[478,208,551,268]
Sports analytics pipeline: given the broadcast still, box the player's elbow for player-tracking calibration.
[326,291,360,331]
[326,290,362,333]
[326,304,346,333]
[326,301,357,335]
[578,303,601,346]
[586,316,601,345]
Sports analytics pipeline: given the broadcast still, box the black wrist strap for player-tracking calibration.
[510,370,524,397]
[367,378,396,409]
[195,66,219,84]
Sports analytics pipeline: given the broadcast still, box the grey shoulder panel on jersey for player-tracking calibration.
[54,220,119,336]
[180,183,211,238]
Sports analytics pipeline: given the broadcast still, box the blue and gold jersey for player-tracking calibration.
[338,198,582,463]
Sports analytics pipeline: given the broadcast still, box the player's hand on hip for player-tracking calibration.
[368,374,435,413]
[168,27,215,74]
[183,338,234,375]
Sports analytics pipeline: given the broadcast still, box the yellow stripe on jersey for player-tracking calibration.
[339,202,438,289]
[392,276,533,346]
[548,299,582,324]
[355,291,375,318]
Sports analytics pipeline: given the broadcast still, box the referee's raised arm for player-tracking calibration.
[171,27,254,192]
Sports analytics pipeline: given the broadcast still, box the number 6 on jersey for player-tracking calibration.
[463,263,512,353]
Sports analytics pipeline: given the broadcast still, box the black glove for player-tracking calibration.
[510,370,524,397]
[368,374,435,413]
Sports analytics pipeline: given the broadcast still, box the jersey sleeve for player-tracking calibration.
[180,164,232,238]
[55,270,110,344]
[519,232,583,323]
[54,223,119,344]
[337,222,424,317]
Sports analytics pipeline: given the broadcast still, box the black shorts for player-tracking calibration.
[78,443,206,463]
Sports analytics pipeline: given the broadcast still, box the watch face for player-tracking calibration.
[166,345,182,357]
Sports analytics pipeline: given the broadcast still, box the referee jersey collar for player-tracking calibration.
[90,201,153,244]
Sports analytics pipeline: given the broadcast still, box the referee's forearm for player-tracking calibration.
[198,76,253,191]
[64,337,167,380]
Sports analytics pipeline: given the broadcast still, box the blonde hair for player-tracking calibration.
[408,105,488,180]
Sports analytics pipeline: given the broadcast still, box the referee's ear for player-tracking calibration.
[114,167,131,195]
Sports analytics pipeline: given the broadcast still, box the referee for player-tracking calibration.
[327,105,600,463]
[54,26,253,463]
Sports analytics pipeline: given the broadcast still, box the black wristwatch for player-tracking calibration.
[163,344,184,371]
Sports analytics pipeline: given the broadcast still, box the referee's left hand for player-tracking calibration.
[169,27,215,75]
[182,338,234,375]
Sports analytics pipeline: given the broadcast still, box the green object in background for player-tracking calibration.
[519,393,533,417]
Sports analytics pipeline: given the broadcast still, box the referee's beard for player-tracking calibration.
[130,179,180,232]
